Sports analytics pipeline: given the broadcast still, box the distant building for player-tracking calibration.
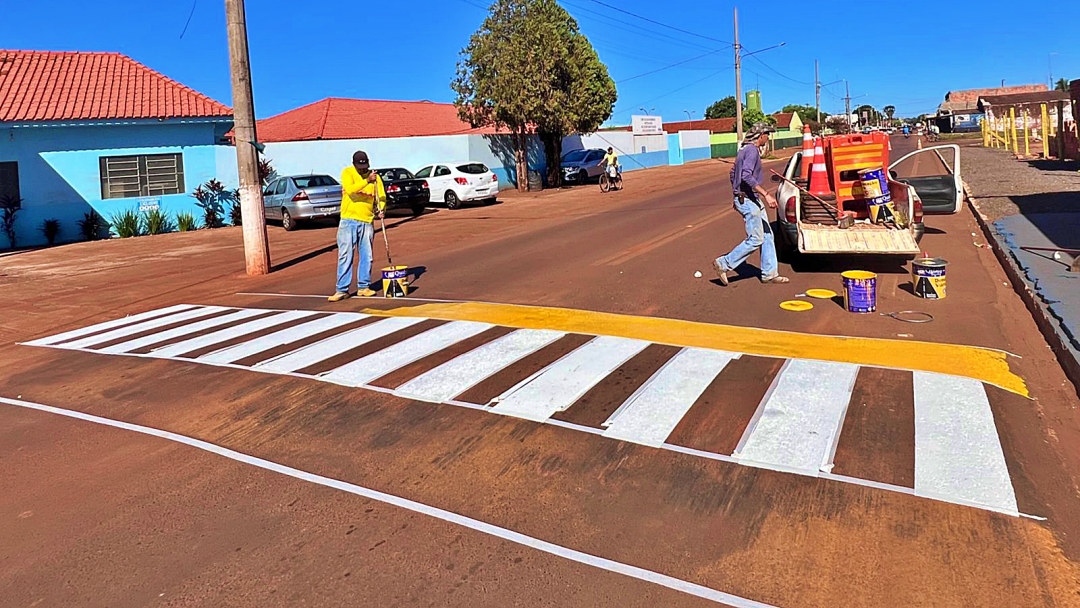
[253,98,503,143]
[935,84,1049,133]
[0,50,235,248]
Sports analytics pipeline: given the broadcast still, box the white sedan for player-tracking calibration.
[414,162,500,209]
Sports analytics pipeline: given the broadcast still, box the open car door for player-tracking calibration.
[889,144,963,215]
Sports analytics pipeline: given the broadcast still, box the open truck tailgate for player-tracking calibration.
[799,224,920,254]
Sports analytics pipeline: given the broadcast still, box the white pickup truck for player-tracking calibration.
[772,140,963,258]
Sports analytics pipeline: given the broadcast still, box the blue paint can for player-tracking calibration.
[842,270,877,313]
[858,168,896,224]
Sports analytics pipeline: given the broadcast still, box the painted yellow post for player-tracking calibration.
[1010,107,1019,154]
[1041,103,1050,158]
[1003,115,1009,148]
[1023,109,1030,156]
[981,117,988,146]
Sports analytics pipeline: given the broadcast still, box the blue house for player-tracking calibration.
[0,50,238,249]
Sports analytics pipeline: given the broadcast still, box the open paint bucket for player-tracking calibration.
[381,265,409,298]
[841,270,877,313]
[911,257,947,299]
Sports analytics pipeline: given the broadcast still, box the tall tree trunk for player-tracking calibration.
[515,128,529,192]
[541,131,563,188]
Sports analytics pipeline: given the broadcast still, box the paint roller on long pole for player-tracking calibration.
[374,178,409,297]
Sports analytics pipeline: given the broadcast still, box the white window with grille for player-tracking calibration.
[99,153,185,200]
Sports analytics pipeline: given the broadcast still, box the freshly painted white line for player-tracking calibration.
[913,372,1018,515]
[98,308,267,354]
[0,396,776,608]
[199,313,365,364]
[60,306,229,349]
[149,310,320,358]
[734,360,859,476]
[603,348,737,447]
[256,317,426,373]
[322,321,494,387]
[236,292,469,304]
[22,304,199,346]
[491,336,650,422]
[393,329,566,403]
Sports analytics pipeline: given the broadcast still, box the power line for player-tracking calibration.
[746,54,812,86]
[561,0,718,53]
[582,0,732,46]
[613,67,731,116]
[616,48,725,83]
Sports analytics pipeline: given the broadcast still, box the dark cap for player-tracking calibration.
[352,150,370,168]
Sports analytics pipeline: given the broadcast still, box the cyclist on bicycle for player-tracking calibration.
[598,147,621,178]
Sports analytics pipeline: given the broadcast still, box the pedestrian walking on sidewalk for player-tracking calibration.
[713,124,789,286]
[328,151,387,301]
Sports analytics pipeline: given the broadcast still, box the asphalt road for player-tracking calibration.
[3,138,1080,607]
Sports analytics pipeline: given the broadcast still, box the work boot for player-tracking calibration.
[328,291,351,302]
[357,288,378,297]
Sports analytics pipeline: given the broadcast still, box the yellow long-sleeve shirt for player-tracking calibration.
[340,165,386,222]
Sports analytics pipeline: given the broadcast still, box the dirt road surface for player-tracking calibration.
[2,140,1080,607]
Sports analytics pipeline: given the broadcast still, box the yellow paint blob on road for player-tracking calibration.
[363,301,1028,397]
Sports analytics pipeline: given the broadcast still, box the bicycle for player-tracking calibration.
[599,165,623,192]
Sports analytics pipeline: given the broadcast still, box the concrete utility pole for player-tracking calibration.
[734,7,743,142]
[815,60,821,124]
[844,80,852,130]
[225,0,270,276]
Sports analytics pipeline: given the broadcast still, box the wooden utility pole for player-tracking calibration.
[733,7,743,142]
[225,0,270,276]
[815,60,820,124]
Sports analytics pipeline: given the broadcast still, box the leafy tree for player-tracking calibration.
[1055,78,1069,92]
[825,115,852,134]
[739,108,775,132]
[781,103,824,124]
[883,105,896,122]
[705,96,737,119]
[452,0,616,191]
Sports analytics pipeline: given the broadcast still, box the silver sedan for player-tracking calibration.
[262,174,342,231]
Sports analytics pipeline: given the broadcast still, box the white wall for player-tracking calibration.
[264,135,470,178]
[678,130,711,149]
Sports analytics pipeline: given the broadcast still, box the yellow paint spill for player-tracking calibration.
[362,301,1028,396]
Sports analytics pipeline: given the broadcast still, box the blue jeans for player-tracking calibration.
[716,195,778,280]
[336,219,374,293]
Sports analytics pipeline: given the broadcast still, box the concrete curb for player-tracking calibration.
[963,181,1080,399]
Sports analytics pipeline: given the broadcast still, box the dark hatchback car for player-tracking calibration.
[376,167,430,216]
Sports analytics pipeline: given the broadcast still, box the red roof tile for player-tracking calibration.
[254,98,503,142]
[0,50,231,122]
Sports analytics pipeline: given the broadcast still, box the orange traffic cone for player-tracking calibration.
[799,125,813,181]
[808,137,831,197]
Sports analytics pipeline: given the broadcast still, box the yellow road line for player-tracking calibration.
[362,301,1028,396]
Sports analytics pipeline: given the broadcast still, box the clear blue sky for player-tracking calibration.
[3,0,1078,124]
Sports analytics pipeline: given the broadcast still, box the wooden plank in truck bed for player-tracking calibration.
[799,224,920,254]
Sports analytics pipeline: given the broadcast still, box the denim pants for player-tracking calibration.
[336,218,374,293]
[716,195,778,279]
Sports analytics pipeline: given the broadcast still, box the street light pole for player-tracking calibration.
[683,109,695,129]
[224,0,270,276]
[734,6,743,142]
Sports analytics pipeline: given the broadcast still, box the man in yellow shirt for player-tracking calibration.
[329,150,387,301]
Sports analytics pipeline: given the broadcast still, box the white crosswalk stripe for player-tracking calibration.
[913,372,1018,514]
[99,308,268,354]
[322,321,494,387]
[491,336,651,422]
[149,310,321,358]
[21,304,1023,516]
[61,306,229,349]
[394,329,566,403]
[23,304,199,347]
[602,348,738,447]
[734,360,860,476]
[256,316,424,374]
[199,313,365,364]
